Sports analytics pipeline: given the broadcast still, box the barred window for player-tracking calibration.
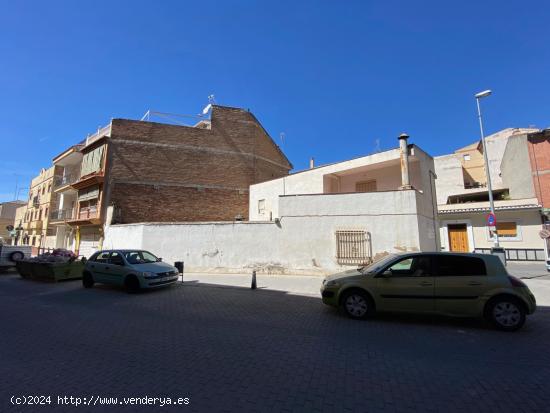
[335,230,371,265]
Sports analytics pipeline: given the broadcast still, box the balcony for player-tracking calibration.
[29,220,43,230]
[72,172,104,190]
[49,209,76,223]
[67,206,100,225]
[54,173,80,191]
[78,207,98,220]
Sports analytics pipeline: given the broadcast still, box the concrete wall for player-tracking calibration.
[501,134,535,200]
[484,128,537,189]
[527,130,550,209]
[433,155,456,204]
[104,190,432,275]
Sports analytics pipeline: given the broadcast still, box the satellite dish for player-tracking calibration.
[202,103,212,115]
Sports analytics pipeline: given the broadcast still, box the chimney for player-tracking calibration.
[398,133,412,189]
[309,157,315,169]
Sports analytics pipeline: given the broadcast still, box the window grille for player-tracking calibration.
[335,230,371,265]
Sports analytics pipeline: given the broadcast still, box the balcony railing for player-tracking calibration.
[78,207,98,220]
[53,173,80,189]
[50,209,76,221]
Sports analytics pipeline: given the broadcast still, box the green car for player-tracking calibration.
[83,249,180,293]
[321,252,537,331]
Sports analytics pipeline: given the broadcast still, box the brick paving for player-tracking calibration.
[1,271,550,412]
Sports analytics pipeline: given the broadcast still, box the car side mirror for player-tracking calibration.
[157,257,163,262]
[376,269,392,278]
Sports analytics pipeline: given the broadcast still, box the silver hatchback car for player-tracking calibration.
[83,249,179,292]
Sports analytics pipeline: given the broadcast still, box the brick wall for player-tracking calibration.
[106,105,291,223]
[528,131,550,209]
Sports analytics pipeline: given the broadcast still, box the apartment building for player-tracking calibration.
[18,166,61,250]
[47,144,84,251]
[435,128,548,261]
[47,105,292,257]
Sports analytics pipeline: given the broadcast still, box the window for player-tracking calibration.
[489,222,518,239]
[385,256,432,277]
[463,154,471,161]
[123,250,158,264]
[258,199,266,214]
[335,230,371,265]
[434,255,486,276]
[356,180,377,193]
[110,252,124,266]
[42,186,45,195]
[48,183,51,192]
[93,251,110,263]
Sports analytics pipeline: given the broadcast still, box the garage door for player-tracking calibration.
[79,231,99,259]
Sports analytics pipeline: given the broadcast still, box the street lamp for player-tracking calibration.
[475,89,499,248]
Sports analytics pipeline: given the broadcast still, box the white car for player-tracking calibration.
[0,243,32,270]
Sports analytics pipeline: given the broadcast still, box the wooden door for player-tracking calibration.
[447,224,469,252]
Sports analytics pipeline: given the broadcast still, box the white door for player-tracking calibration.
[79,231,99,259]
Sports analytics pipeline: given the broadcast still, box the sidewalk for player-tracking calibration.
[183,272,322,296]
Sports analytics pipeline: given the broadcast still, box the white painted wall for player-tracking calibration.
[250,145,437,222]
[104,190,430,275]
[434,154,464,205]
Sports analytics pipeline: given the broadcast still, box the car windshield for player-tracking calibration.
[123,250,158,265]
[358,254,398,274]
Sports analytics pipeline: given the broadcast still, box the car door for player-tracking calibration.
[375,255,435,313]
[433,255,488,316]
[87,251,111,283]
[102,251,127,286]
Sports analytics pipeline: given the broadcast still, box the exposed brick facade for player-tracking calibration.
[527,130,550,209]
[105,105,292,223]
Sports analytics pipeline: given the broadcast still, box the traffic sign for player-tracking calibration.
[487,213,497,227]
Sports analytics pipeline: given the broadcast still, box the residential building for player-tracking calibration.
[249,134,439,258]
[0,201,26,242]
[11,204,28,245]
[435,128,548,261]
[52,105,292,257]
[48,143,84,251]
[104,134,440,274]
[19,166,61,251]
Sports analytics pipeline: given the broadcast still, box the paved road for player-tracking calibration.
[1,272,550,412]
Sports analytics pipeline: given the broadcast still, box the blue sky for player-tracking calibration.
[1,0,549,202]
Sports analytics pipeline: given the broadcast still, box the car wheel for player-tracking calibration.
[487,297,526,331]
[341,290,374,319]
[125,275,140,294]
[82,272,94,288]
[9,251,24,262]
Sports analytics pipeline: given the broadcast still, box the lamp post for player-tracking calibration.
[475,89,499,248]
